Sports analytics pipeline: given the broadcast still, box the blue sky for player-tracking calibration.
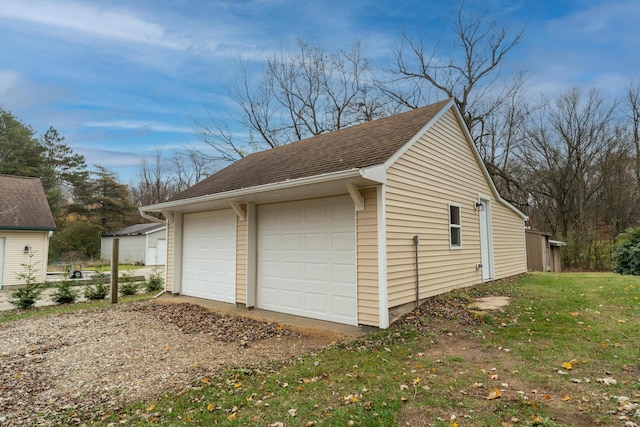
[1,0,638,184]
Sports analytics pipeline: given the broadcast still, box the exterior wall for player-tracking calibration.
[166,220,175,292]
[101,235,146,265]
[0,230,50,289]
[492,207,527,278]
[146,229,165,247]
[356,187,380,327]
[384,109,526,310]
[236,207,247,304]
[525,230,549,272]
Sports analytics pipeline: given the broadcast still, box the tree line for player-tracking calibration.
[2,3,638,269]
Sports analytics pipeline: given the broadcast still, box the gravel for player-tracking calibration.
[0,301,340,426]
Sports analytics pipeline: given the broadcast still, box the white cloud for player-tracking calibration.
[0,0,189,50]
[85,120,193,134]
[0,70,22,95]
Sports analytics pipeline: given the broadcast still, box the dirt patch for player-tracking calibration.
[394,295,614,427]
[0,301,347,426]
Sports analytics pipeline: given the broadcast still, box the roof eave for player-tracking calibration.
[0,226,57,231]
[140,168,374,214]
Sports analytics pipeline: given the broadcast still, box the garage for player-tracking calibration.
[257,196,357,325]
[182,210,236,303]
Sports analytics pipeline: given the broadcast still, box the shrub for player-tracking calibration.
[84,282,109,300]
[51,280,79,305]
[9,252,42,309]
[120,281,139,296]
[144,273,164,293]
[9,283,42,309]
[612,227,640,275]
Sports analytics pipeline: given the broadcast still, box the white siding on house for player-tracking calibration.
[0,230,50,289]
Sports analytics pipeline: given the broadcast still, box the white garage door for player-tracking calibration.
[182,210,236,303]
[257,196,357,325]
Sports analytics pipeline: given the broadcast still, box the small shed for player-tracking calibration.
[101,223,167,265]
[525,230,566,272]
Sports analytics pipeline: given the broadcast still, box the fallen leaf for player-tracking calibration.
[288,408,297,417]
[487,388,502,400]
[227,412,237,421]
[207,403,215,411]
[531,414,544,424]
[562,395,571,401]
[597,377,617,385]
[146,404,155,411]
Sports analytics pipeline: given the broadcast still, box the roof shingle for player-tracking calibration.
[171,99,451,201]
[0,175,57,230]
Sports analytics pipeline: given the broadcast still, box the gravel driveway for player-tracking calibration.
[0,301,346,426]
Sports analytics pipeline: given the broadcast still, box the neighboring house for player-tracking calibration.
[140,99,528,328]
[0,175,57,289]
[101,223,167,265]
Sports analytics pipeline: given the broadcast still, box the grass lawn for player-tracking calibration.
[11,272,640,426]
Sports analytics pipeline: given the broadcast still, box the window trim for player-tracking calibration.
[448,203,462,249]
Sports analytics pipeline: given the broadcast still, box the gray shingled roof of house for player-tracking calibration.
[101,223,166,237]
[0,175,57,230]
[170,99,451,202]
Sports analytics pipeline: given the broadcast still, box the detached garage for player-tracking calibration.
[101,223,167,266]
[140,99,527,328]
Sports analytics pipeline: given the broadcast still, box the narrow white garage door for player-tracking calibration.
[257,196,357,325]
[182,210,236,303]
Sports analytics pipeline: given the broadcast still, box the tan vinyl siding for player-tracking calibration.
[385,109,525,309]
[356,187,379,327]
[0,230,49,288]
[493,207,527,277]
[165,221,175,292]
[236,207,247,304]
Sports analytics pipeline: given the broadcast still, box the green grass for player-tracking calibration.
[6,272,640,426]
[0,293,153,324]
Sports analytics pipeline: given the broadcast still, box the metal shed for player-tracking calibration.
[525,229,566,272]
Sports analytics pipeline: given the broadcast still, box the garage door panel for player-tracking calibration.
[282,262,301,279]
[333,295,357,318]
[257,196,357,325]
[305,233,328,251]
[332,232,355,252]
[333,264,356,286]
[182,210,236,303]
[305,262,327,282]
[282,234,301,251]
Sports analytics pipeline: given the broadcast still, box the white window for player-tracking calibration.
[449,204,462,249]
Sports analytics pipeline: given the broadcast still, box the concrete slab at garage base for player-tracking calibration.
[155,293,371,338]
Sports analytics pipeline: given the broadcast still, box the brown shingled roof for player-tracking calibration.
[171,99,452,201]
[0,175,57,230]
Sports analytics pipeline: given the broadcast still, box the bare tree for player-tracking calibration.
[131,150,177,208]
[387,2,525,140]
[624,80,640,190]
[194,40,386,163]
[518,87,617,268]
[172,150,215,192]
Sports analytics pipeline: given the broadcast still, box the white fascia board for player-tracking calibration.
[360,164,386,183]
[139,168,363,213]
